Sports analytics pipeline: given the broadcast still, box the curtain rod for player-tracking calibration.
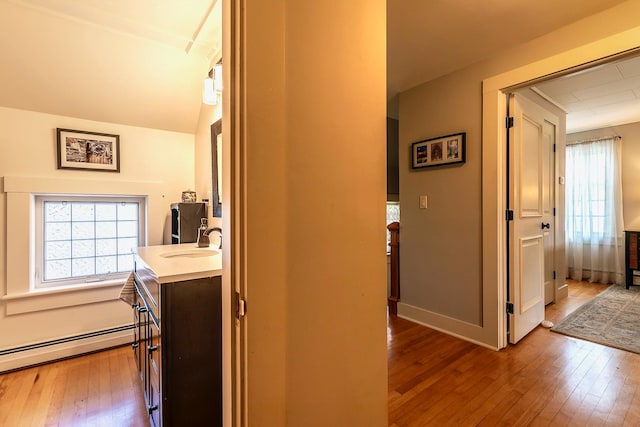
[567,135,621,145]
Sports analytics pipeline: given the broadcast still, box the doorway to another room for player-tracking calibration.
[486,46,640,348]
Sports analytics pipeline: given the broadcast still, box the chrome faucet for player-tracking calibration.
[204,227,223,249]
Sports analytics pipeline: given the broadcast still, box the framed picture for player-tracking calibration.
[56,128,120,172]
[210,119,222,218]
[411,132,466,169]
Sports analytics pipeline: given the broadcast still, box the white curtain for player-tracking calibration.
[565,137,624,284]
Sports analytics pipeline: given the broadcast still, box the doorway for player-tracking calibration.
[482,40,640,349]
[503,52,640,343]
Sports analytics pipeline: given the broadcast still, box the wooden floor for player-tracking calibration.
[0,345,149,427]
[388,280,640,426]
[2,281,639,426]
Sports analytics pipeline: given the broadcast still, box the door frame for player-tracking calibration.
[223,0,245,425]
[481,32,640,349]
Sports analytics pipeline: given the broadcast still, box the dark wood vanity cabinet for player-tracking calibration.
[625,230,640,289]
[132,269,222,427]
[131,290,148,386]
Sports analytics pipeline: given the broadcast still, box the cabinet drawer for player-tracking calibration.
[134,267,160,316]
[148,318,161,426]
[148,361,161,427]
[132,305,147,382]
[148,319,161,380]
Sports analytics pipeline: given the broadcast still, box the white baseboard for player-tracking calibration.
[397,302,499,351]
[557,283,569,300]
[0,330,133,373]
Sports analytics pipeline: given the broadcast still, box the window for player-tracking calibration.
[565,137,625,284]
[35,195,145,289]
[565,143,607,238]
[386,201,400,253]
[565,138,622,242]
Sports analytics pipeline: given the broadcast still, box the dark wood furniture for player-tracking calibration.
[387,221,400,315]
[625,230,640,289]
[170,202,207,244]
[132,265,222,426]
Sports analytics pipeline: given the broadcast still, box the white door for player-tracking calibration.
[508,93,557,344]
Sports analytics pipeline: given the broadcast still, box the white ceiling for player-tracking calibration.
[0,0,221,133]
[386,0,628,99]
[0,0,633,134]
[533,55,640,133]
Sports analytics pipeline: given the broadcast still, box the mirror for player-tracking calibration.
[210,119,222,217]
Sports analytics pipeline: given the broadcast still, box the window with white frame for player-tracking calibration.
[34,195,146,288]
[386,201,400,253]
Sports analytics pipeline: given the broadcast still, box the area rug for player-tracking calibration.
[550,284,640,354]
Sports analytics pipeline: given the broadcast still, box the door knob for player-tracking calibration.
[541,222,550,229]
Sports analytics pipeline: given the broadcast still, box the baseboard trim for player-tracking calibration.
[397,303,499,351]
[0,327,133,373]
[557,283,569,300]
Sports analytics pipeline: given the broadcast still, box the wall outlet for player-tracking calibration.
[419,195,428,209]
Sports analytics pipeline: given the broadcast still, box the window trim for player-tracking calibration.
[2,176,158,315]
[33,195,145,289]
[2,280,129,315]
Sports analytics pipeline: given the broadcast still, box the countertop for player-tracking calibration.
[135,243,222,284]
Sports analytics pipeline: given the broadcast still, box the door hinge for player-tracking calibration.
[553,143,556,153]
[506,117,514,129]
[553,271,556,280]
[553,207,556,216]
[506,210,514,221]
[235,291,246,320]
[506,302,514,314]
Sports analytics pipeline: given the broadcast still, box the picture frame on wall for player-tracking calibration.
[411,132,466,169]
[56,128,120,172]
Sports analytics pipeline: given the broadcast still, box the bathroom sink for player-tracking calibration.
[159,249,219,258]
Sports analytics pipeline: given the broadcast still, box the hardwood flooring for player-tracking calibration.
[2,281,638,426]
[388,280,640,426]
[0,346,149,427]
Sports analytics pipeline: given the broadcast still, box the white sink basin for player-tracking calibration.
[159,249,219,258]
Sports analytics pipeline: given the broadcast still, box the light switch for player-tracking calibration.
[419,195,428,209]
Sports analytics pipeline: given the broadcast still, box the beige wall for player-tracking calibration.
[568,121,640,230]
[397,0,640,347]
[400,72,484,326]
[0,106,195,370]
[285,1,387,424]
[235,0,388,424]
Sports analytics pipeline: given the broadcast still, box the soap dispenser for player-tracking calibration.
[197,218,210,247]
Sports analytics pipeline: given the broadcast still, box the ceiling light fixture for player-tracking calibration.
[203,61,223,106]
[203,69,216,105]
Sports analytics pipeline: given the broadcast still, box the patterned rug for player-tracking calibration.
[551,284,640,354]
